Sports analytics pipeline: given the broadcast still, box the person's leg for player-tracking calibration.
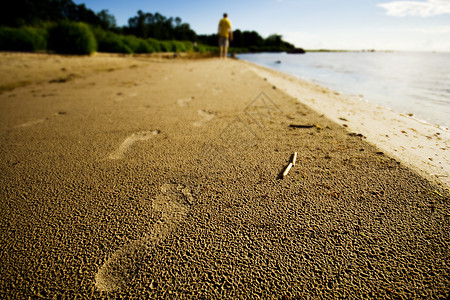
[219,36,223,58]
[223,38,229,59]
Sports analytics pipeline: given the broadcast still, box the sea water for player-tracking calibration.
[238,52,450,128]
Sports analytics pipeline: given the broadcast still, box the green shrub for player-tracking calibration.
[194,44,219,53]
[48,21,97,55]
[91,28,153,54]
[120,35,154,54]
[229,47,250,53]
[122,35,140,52]
[159,41,172,52]
[0,26,47,51]
[135,40,154,53]
[90,26,107,43]
[97,32,132,54]
[91,28,132,54]
[147,38,161,52]
[183,41,194,52]
[194,44,206,53]
[172,41,186,52]
[158,40,191,53]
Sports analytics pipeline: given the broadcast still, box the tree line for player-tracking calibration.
[0,0,295,53]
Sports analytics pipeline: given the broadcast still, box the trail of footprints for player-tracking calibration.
[177,96,215,126]
[13,93,210,292]
[101,131,196,293]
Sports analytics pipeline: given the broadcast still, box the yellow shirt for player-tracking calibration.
[218,18,232,38]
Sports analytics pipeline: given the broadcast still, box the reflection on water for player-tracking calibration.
[238,52,450,127]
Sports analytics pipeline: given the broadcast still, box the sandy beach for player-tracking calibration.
[0,53,449,299]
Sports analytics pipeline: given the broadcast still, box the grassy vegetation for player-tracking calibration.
[2,2,296,55]
[194,44,218,53]
[0,22,213,55]
[0,22,292,56]
[0,26,47,51]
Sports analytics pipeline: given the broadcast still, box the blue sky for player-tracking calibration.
[73,0,450,51]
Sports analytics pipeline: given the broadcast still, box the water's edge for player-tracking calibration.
[238,52,450,128]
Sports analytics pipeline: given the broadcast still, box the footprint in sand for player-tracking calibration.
[94,184,193,292]
[15,119,46,128]
[193,110,215,127]
[107,130,160,160]
[212,88,223,95]
[14,112,66,129]
[177,96,194,107]
[115,92,138,102]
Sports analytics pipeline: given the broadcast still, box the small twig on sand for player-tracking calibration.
[289,124,315,128]
[292,152,297,166]
[283,163,293,178]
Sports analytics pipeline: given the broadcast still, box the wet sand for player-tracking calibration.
[0,53,449,299]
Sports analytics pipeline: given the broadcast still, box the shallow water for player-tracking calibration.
[238,52,450,127]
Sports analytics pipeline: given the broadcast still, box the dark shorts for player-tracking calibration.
[218,36,229,48]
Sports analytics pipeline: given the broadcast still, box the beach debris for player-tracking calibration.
[289,124,315,128]
[349,132,366,138]
[280,152,298,178]
[283,163,293,178]
[331,191,340,199]
[292,152,297,166]
[339,117,348,121]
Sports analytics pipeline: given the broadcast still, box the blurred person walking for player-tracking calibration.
[218,13,233,59]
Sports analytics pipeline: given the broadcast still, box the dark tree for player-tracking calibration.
[0,0,112,29]
[96,10,117,30]
[125,11,195,41]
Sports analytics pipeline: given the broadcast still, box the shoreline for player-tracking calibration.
[240,59,449,189]
[0,53,448,298]
[238,51,450,131]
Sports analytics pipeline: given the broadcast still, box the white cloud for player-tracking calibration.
[378,0,450,17]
